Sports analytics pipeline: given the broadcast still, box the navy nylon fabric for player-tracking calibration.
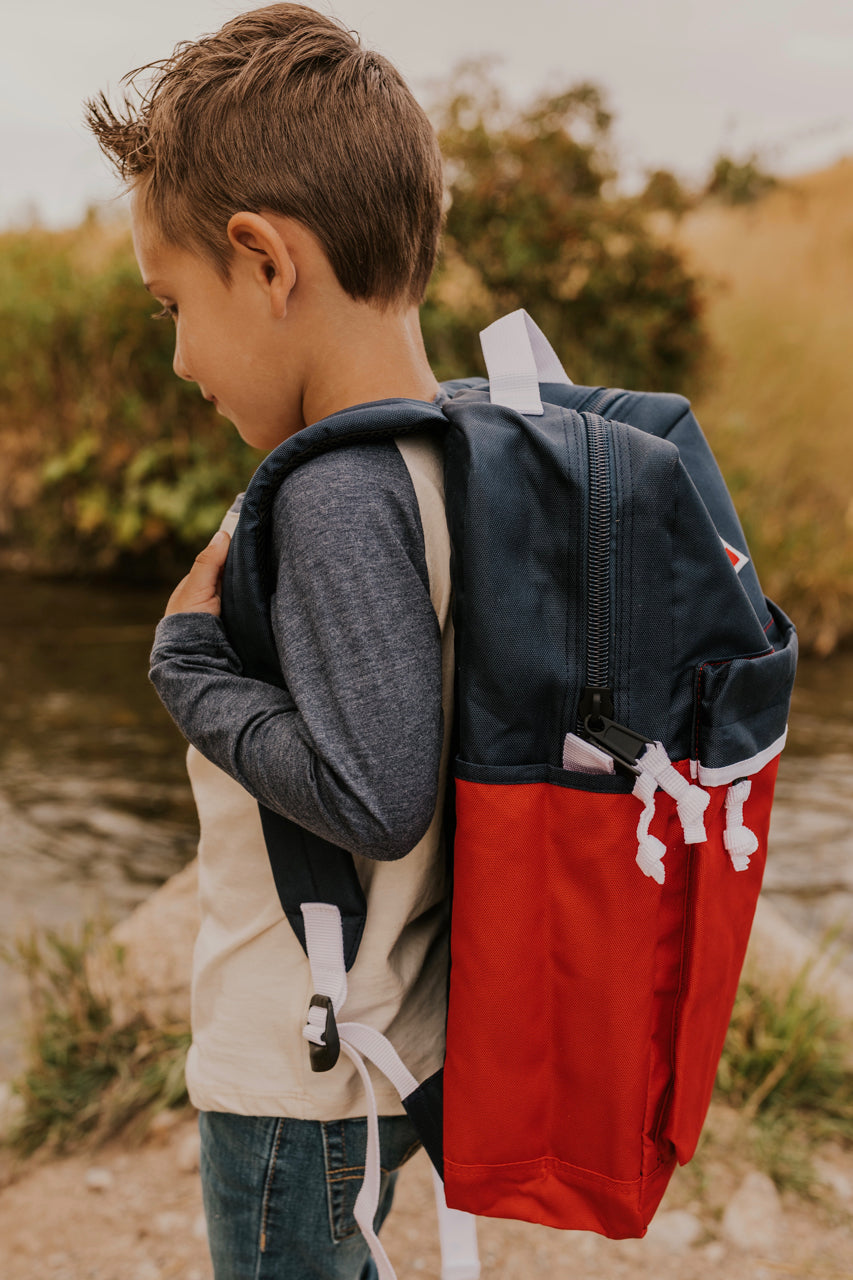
[442,390,588,767]
[258,807,367,971]
[402,1069,445,1179]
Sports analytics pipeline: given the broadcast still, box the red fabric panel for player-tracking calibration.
[443,759,778,1234]
[446,1147,675,1239]
[663,758,778,1161]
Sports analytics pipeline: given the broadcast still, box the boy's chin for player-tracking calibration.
[233,416,299,454]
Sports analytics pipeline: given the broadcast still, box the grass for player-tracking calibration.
[2,916,851,1198]
[677,159,853,654]
[714,952,853,1193]
[0,921,191,1158]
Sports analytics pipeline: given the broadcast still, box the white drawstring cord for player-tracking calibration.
[633,768,667,883]
[723,779,759,871]
[632,743,711,883]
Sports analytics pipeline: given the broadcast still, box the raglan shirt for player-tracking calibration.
[148,431,454,1119]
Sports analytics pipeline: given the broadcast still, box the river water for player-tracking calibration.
[1,575,851,1071]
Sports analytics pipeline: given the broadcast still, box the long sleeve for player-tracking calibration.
[149,440,444,860]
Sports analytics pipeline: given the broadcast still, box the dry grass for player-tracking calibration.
[676,159,853,653]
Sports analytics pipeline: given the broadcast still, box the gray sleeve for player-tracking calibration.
[148,441,444,860]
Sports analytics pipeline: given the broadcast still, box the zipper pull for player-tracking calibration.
[582,713,654,777]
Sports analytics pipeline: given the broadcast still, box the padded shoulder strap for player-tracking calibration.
[223,399,448,687]
[220,398,448,969]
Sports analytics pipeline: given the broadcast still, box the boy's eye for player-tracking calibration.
[151,304,178,321]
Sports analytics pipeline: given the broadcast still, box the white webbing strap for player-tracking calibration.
[337,1021,419,1099]
[723,779,759,871]
[301,904,480,1280]
[302,901,348,1013]
[431,1167,482,1280]
[479,309,572,415]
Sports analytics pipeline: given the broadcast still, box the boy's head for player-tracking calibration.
[86,3,443,309]
[86,4,444,449]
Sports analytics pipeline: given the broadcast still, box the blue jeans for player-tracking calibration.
[199,1111,421,1280]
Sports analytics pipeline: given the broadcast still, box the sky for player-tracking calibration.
[2,0,853,229]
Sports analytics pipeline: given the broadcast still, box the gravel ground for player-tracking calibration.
[0,1104,851,1280]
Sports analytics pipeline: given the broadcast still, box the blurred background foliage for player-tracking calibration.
[0,69,850,651]
[422,68,706,390]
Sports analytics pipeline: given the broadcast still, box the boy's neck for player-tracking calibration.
[300,306,441,427]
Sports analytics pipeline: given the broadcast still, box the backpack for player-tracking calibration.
[220,310,797,1277]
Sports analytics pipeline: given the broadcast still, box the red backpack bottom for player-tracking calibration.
[443,756,779,1238]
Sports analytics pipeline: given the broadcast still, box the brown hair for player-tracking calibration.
[85,3,443,305]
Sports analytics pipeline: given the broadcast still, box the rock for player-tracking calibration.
[84,1166,114,1192]
[86,859,200,1027]
[721,1170,783,1252]
[149,1108,182,1135]
[177,1127,201,1174]
[746,898,853,1030]
[813,1156,853,1201]
[153,1210,188,1236]
[134,1262,162,1280]
[644,1208,703,1252]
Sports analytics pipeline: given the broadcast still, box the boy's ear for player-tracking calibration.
[226,212,296,317]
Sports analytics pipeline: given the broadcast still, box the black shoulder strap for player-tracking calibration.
[220,398,448,970]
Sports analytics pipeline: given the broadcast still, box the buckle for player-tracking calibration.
[308,995,340,1072]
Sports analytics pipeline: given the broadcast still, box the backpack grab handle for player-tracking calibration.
[479,309,572,416]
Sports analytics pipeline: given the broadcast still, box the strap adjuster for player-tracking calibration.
[308,994,340,1072]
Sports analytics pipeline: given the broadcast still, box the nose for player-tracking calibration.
[172,335,192,382]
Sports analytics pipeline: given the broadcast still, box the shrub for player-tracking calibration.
[423,66,708,391]
[0,923,190,1156]
[717,963,853,1141]
[705,152,778,205]
[0,216,260,575]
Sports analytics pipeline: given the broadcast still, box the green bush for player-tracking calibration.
[0,923,191,1156]
[0,218,260,574]
[705,152,778,205]
[0,71,712,575]
[717,968,853,1139]
[422,68,708,390]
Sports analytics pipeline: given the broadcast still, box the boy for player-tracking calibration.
[86,6,454,1277]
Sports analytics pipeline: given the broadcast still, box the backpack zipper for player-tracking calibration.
[577,412,614,725]
[578,386,620,417]
[576,407,653,776]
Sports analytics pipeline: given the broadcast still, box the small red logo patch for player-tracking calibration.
[722,538,749,574]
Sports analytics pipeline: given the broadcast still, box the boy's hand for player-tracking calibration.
[164,529,231,618]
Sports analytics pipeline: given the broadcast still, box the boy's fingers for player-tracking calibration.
[163,530,231,617]
[194,528,231,569]
[189,530,230,591]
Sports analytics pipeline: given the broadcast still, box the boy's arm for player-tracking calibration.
[149,442,444,861]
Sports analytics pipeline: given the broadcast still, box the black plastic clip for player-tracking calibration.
[308,994,340,1072]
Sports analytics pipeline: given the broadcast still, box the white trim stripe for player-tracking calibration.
[696,728,788,787]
